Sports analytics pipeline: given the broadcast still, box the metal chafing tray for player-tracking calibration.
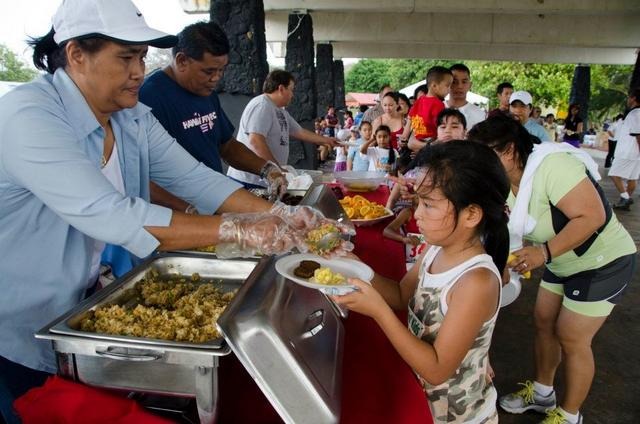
[37,251,345,424]
[218,254,344,424]
[37,254,267,424]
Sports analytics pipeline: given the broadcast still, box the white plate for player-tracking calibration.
[350,208,394,226]
[275,253,373,295]
[500,273,522,307]
[339,141,360,147]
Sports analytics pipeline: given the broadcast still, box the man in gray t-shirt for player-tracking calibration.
[227,70,338,187]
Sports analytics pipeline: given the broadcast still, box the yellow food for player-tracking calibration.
[339,196,388,220]
[195,245,216,253]
[508,253,531,279]
[79,272,235,343]
[312,267,346,285]
[305,223,341,254]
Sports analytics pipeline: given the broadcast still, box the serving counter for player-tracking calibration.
[30,184,432,424]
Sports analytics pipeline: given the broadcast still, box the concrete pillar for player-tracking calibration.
[210,0,269,96]
[569,64,590,133]
[333,59,345,111]
[315,43,334,118]
[630,49,640,92]
[285,13,316,168]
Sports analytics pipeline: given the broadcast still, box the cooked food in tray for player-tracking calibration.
[79,271,236,343]
[194,245,216,253]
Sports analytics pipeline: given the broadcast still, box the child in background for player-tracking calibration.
[434,108,467,143]
[385,109,467,211]
[334,141,510,423]
[333,131,349,172]
[347,122,371,171]
[402,66,453,151]
[360,125,398,173]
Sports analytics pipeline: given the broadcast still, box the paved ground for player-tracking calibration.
[492,148,640,424]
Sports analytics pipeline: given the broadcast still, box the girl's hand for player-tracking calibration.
[331,278,389,319]
[508,245,546,275]
[404,235,421,246]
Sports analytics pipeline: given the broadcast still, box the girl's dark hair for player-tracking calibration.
[437,108,467,129]
[467,115,540,169]
[29,27,109,74]
[360,120,372,128]
[375,124,396,165]
[413,140,510,271]
[393,147,413,176]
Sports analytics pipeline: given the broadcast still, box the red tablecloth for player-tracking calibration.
[16,185,432,424]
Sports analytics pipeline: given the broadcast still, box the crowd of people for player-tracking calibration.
[0,1,638,423]
[316,65,638,424]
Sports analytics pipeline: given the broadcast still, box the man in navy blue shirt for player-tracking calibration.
[140,21,287,203]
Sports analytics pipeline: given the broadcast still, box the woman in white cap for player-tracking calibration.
[0,1,348,420]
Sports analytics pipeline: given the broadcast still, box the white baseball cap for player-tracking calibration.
[509,90,533,106]
[52,0,177,48]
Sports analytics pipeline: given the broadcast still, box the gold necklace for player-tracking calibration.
[101,155,107,168]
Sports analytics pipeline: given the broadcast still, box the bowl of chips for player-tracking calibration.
[334,171,386,192]
[338,195,394,226]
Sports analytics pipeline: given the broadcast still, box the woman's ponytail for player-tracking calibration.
[28,27,66,74]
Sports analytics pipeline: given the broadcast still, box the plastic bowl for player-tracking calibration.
[334,171,386,192]
[297,169,324,184]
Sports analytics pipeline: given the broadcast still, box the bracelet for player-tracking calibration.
[543,241,552,264]
[539,244,548,263]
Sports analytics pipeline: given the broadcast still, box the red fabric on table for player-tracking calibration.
[337,184,432,423]
[14,376,173,424]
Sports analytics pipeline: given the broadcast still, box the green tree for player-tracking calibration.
[589,64,632,122]
[345,58,632,123]
[0,44,38,82]
[345,58,456,93]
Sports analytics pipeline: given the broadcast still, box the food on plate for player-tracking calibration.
[508,253,531,279]
[79,271,235,342]
[339,195,389,220]
[293,260,321,278]
[194,245,216,253]
[312,267,346,286]
[305,223,341,254]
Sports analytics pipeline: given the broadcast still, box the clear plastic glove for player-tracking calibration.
[269,202,355,256]
[260,161,287,201]
[216,212,308,258]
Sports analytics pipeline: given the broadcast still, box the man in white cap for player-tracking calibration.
[0,1,348,418]
[509,90,552,142]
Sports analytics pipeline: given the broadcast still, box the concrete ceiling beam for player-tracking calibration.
[323,41,637,65]
[263,0,640,15]
[265,11,640,49]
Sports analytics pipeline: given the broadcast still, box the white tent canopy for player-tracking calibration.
[0,81,23,98]
[399,79,489,105]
